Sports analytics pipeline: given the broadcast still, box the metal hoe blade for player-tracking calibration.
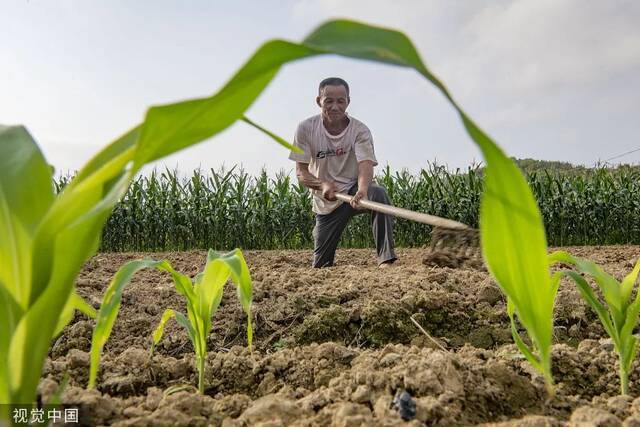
[423,226,482,269]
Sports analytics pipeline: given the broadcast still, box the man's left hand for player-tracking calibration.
[351,189,367,209]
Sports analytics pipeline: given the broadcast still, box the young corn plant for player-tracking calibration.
[150,249,252,394]
[0,35,298,419]
[549,251,640,394]
[475,139,559,396]
[0,121,292,419]
[80,249,252,393]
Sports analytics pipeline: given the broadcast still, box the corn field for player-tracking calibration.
[53,164,640,252]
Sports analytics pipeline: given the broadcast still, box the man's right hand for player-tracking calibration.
[321,181,338,201]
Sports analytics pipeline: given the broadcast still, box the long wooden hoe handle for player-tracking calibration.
[334,192,470,230]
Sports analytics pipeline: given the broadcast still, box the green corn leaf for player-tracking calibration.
[620,295,640,371]
[550,271,563,301]
[0,126,54,232]
[560,269,619,345]
[477,127,552,348]
[207,249,253,313]
[622,335,639,373]
[30,142,133,306]
[69,127,140,188]
[32,144,133,303]
[193,263,227,354]
[550,251,624,330]
[0,125,53,307]
[132,41,314,167]
[550,251,621,309]
[54,292,97,337]
[206,249,253,349]
[156,263,202,348]
[157,263,197,302]
[507,298,543,374]
[194,262,227,318]
[620,258,640,306]
[554,250,640,394]
[72,293,98,318]
[569,260,621,316]
[173,310,195,343]
[9,205,112,403]
[622,266,640,340]
[242,116,303,154]
[152,309,177,351]
[89,259,163,389]
[0,283,22,403]
[151,309,195,355]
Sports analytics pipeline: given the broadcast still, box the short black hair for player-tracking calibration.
[319,77,350,96]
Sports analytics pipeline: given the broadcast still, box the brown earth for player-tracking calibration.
[41,245,640,425]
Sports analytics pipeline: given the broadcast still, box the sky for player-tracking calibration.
[2,0,640,178]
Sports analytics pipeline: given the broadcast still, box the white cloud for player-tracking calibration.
[292,0,640,101]
[444,0,640,96]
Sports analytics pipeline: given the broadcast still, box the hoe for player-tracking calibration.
[334,193,481,268]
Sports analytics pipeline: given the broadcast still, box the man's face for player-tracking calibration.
[316,85,350,124]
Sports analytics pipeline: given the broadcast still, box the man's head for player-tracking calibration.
[317,77,350,125]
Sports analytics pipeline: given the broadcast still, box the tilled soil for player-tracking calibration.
[42,245,640,425]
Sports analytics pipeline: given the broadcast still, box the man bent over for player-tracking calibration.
[289,77,397,268]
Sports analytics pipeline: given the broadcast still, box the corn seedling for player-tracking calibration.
[549,251,640,394]
[0,121,289,419]
[81,249,252,393]
[150,249,252,394]
[475,136,559,395]
[1,18,562,423]
[0,38,295,419]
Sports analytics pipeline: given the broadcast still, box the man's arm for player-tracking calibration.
[352,160,374,208]
[357,160,374,194]
[296,162,337,201]
[296,162,322,190]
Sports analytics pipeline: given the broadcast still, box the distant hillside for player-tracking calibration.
[513,158,640,175]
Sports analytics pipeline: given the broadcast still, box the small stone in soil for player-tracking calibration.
[391,389,417,421]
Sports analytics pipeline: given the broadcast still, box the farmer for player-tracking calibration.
[289,77,397,268]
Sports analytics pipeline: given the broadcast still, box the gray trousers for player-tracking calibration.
[313,183,396,268]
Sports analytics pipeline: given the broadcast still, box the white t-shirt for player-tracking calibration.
[289,114,378,214]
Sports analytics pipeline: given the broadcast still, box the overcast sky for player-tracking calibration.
[2,0,639,177]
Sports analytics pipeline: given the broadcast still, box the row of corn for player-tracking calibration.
[54,164,640,252]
